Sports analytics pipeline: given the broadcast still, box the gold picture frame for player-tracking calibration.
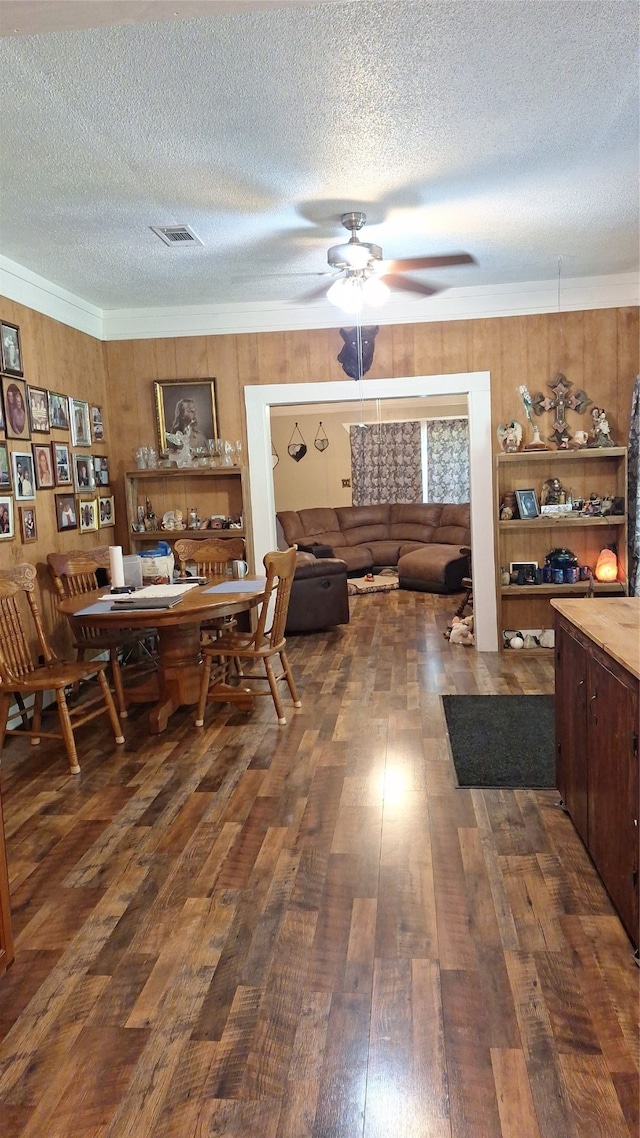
[154,378,218,459]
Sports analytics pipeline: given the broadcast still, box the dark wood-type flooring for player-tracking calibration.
[0,590,637,1138]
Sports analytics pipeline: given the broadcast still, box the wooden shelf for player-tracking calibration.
[501,581,626,597]
[499,515,626,531]
[129,529,245,544]
[125,466,242,479]
[496,446,626,463]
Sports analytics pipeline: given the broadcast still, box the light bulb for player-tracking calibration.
[361,276,390,307]
[327,276,364,313]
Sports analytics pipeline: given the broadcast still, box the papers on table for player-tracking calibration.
[74,600,117,616]
[127,583,199,598]
[204,578,266,594]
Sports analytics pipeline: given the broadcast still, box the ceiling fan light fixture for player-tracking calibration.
[327,241,373,269]
[327,275,364,313]
[361,275,390,307]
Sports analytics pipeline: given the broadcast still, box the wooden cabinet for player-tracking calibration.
[554,601,639,951]
[0,786,14,976]
[496,447,628,654]
[124,466,251,563]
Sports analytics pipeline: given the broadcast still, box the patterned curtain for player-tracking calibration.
[426,419,470,503]
[628,375,640,596]
[350,421,422,505]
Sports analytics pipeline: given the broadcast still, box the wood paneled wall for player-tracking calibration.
[0,296,637,650]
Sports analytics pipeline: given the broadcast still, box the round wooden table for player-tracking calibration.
[57,579,265,733]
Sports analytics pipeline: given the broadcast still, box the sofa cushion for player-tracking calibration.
[397,544,469,592]
[432,503,471,546]
[389,503,442,544]
[332,545,374,572]
[335,504,389,546]
[364,540,405,565]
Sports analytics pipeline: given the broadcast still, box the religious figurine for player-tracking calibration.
[541,477,565,506]
[589,407,614,447]
[532,373,592,447]
[497,420,523,453]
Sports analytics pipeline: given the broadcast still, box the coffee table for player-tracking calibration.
[57,578,266,733]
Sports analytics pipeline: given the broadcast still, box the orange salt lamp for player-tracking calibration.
[594,547,618,582]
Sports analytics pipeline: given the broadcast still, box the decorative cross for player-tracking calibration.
[532,373,592,446]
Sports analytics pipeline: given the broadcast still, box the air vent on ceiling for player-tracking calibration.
[150,225,203,247]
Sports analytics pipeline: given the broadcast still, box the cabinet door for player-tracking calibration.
[555,618,589,842]
[587,646,639,947]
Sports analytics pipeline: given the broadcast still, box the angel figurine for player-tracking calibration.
[165,430,193,467]
[497,420,523,453]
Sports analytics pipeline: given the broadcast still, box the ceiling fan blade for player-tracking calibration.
[294,281,334,302]
[382,274,441,297]
[384,252,476,272]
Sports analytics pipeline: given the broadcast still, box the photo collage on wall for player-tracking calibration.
[0,319,113,542]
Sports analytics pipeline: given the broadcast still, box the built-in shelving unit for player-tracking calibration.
[495,447,628,654]
[124,466,250,560]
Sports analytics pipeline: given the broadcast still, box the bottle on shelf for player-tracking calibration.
[144,497,158,532]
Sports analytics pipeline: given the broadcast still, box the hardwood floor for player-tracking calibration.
[0,590,637,1138]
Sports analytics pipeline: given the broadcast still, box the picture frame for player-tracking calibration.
[514,488,540,519]
[33,442,55,489]
[70,398,91,447]
[0,388,4,432]
[18,505,37,543]
[48,391,70,431]
[78,497,98,534]
[53,441,72,485]
[154,378,219,459]
[27,386,50,433]
[93,454,110,486]
[0,321,23,376]
[73,452,95,491]
[0,442,11,491]
[0,496,14,539]
[11,450,36,500]
[98,494,115,528]
[1,376,30,440]
[55,493,77,532]
[90,404,104,442]
[509,560,538,576]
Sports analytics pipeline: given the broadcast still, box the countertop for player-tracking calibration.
[550,596,640,680]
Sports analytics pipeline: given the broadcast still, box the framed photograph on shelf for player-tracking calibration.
[73,453,95,491]
[93,455,109,486]
[70,398,91,447]
[33,442,55,489]
[90,404,104,441]
[509,560,538,577]
[19,505,37,543]
[55,493,77,531]
[0,497,14,539]
[514,488,540,519]
[48,391,70,431]
[154,378,218,458]
[0,442,11,491]
[53,442,72,485]
[98,494,115,527]
[78,497,98,534]
[27,386,50,433]
[0,321,23,376]
[1,376,30,440]
[11,450,35,500]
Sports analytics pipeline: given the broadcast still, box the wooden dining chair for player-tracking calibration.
[174,536,246,641]
[48,546,156,718]
[0,563,124,775]
[195,546,301,727]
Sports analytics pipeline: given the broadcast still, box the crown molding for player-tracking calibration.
[1,255,637,342]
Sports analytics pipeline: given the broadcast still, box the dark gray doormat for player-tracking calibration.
[441,694,556,788]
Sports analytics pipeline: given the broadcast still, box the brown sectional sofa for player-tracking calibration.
[277,502,471,593]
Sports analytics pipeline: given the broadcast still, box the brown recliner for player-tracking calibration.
[285,552,350,634]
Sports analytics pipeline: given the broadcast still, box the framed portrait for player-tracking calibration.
[19,505,37,543]
[70,398,91,447]
[98,494,115,528]
[28,386,50,433]
[0,387,4,431]
[90,404,104,442]
[0,321,23,376]
[0,496,14,539]
[48,391,70,431]
[514,488,540,520]
[73,453,95,491]
[93,454,110,486]
[154,378,218,459]
[33,442,55,489]
[509,560,538,577]
[0,442,11,491]
[53,441,72,485]
[55,493,77,532]
[78,497,98,534]
[1,376,30,440]
[11,450,36,500]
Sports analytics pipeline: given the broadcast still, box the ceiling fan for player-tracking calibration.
[299,211,476,311]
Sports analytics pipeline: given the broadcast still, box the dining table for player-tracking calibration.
[56,577,266,734]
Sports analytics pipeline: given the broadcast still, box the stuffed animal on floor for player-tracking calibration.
[445,614,475,646]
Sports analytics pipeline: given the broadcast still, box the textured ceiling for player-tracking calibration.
[0,0,637,312]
